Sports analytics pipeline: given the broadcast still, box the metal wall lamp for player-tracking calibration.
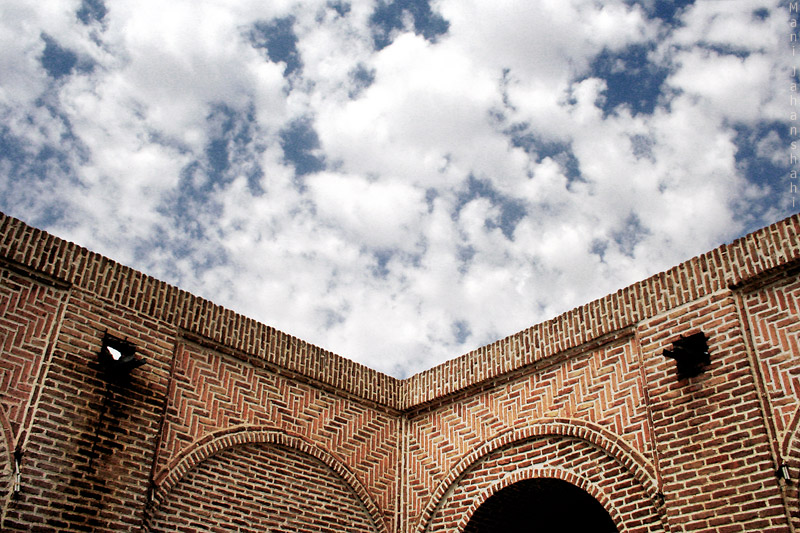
[98,333,146,381]
[662,332,709,380]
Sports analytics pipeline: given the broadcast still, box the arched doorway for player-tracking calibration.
[463,478,617,533]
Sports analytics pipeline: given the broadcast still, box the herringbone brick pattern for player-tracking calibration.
[742,276,800,532]
[406,337,651,530]
[0,266,65,440]
[156,339,399,531]
[743,276,800,449]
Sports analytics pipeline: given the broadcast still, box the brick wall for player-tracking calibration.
[0,210,798,532]
[638,293,786,531]
[739,266,800,530]
[404,335,658,531]
[147,442,381,532]
[1,280,174,531]
[0,260,70,527]
[0,212,402,532]
[403,215,800,532]
[149,336,399,532]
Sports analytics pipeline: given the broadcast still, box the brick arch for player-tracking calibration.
[417,418,663,533]
[151,425,388,533]
[457,467,623,533]
[415,417,659,533]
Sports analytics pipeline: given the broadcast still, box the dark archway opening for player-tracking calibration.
[464,478,618,533]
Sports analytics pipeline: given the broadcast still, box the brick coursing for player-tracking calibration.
[147,442,381,532]
[0,210,798,532]
[639,293,787,531]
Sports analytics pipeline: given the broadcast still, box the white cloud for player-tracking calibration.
[674,0,782,52]
[307,172,427,251]
[0,0,792,378]
[669,51,776,123]
[439,0,651,82]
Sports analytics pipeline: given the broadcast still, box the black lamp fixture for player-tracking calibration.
[662,332,709,380]
[98,333,145,380]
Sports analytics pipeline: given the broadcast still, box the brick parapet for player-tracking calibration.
[0,212,400,409]
[402,214,800,408]
[2,211,799,412]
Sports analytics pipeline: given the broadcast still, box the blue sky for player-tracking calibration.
[0,0,795,377]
